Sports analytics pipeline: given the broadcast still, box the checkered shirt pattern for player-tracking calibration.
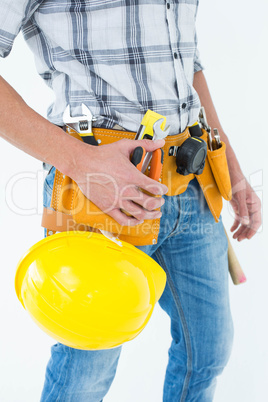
[0,0,203,134]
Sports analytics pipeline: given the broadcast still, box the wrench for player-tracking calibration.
[63,103,98,146]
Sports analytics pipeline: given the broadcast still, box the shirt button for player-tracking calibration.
[167,3,170,9]
[174,52,178,59]
[182,103,187,109]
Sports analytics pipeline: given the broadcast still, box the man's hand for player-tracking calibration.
[71,138,168,226]
[0,77,168,227]
[229,173,261,241]
[192,70,262,241]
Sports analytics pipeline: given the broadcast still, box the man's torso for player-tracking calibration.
[1,0,202,134]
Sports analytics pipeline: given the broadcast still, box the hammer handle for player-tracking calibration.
[224,227,247,285]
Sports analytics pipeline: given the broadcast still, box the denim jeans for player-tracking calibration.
[41,167,233,402]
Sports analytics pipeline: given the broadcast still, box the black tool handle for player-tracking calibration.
[81,135,99,146]
[189,123,202,137]
[131,146,146,170]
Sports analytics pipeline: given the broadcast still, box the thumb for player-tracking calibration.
[137,138,165,151]
[126,138,165,153]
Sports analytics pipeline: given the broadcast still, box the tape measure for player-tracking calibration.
[169,122,207,176]
[175,136,207,176]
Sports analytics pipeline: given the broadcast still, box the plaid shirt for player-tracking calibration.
[0,0,203,134]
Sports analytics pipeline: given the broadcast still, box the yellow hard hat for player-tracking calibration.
[15,231,166,350]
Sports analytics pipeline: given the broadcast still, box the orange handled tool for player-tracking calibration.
[122,146,163,218]
[131,146,163,181]
[131,146,147,172]
[149,148,164,181]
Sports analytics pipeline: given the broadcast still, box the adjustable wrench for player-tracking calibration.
[63,103,98,146]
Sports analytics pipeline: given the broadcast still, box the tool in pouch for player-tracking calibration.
[121,110,168,220]
[63,104,99,146]
[168,117,207,176]
[198,106,246,285]
[199,106,213,151]
[199,107,222,151]
[63,106,167,244]
[131,110,169,181]
[168,106,218,173]
[63,104,123,246]
[213,128,221,150]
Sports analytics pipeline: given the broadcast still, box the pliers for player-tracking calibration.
[131,117,170,181]
[131,146,164,181]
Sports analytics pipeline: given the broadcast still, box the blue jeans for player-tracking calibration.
[41,168,233,402]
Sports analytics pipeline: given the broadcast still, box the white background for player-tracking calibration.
[0,0,267,401]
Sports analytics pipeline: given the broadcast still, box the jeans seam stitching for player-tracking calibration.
[155,249,193,402]
[167,196,181,239]
[42,345,72,402]
[55,346,73,402]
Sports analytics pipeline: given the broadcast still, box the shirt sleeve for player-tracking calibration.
[0,0,42,58]
[193,1,204,74]
[194,47,204,73]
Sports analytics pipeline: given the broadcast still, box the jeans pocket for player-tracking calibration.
[43,167,55,208]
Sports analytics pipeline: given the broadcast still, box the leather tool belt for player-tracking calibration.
[42,126,232,246]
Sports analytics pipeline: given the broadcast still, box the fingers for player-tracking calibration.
[230,190,250,240]
[120,200,162,221]
[232,224,247,241]
[236,192,250,225]
[230,212,249,234]
[122,138,165,154]
[245,220,262,239]
[116,138,168,195]
[131,169,168,195]
[230,199,240,232]
[104,171,165,225]
[108,209,144,226]
[233,223,256,242]
[237,209,262,241]
[231,197,262,241]
[134,191,165,211]
[109,206,163,227]
[230,218,240,233]
[120,185,165,209]
[245,197,262,235]
[118,186,164,222]
[136,138,165,152]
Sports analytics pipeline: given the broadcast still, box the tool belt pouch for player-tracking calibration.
[47,128,162,246]
[43,128,231,246]
[206,140,232,201]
